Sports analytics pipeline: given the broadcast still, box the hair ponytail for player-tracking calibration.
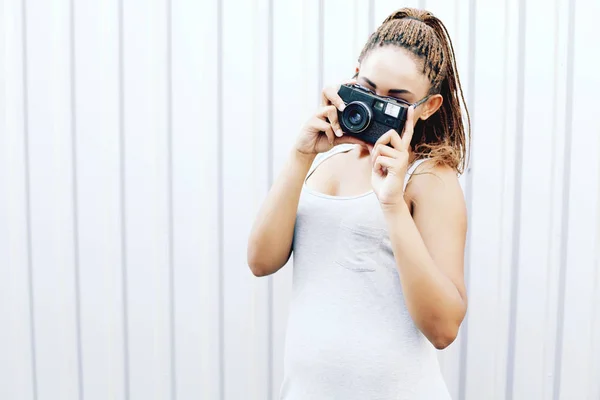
[359,8,471,174]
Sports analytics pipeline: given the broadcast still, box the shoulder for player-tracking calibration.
[404,159,466,215]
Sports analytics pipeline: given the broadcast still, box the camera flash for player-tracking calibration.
[385,103,400,118]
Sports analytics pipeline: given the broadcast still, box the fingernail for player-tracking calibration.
[336,129,343,137]
[339,104,346,111]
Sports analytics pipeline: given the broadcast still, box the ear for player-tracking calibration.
[419,94,443,121]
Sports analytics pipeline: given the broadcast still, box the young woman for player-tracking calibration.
[248,7,469,399]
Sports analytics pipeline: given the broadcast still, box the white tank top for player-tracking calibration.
[280,144,451,399]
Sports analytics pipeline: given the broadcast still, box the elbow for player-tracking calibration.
[247,251,270,277]
[247,259,272,277]
[247,233,292,277]
[425,320,460,350]
[426,299,467,350]
[431,329,458,350]
[247,243,279,277]
[247,237,267,277]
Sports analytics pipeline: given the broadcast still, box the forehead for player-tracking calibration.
[360,46,430,93]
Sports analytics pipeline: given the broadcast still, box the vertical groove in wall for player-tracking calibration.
[552,0,575,398]
[216,0,225,398]
[592,133,600,398]
[494,0,515,397]
[542,1,562,397]
[117,0,130,398]
[352,0,358,56]
[495,0,511,396]
[505,0,527,398]
[21,0,38,398]
[165,0,177,399]
[367,0,374,35]
[317,0,324,101]
[266,0,274,398]
[68,0,84,398]
[457,0,476,398]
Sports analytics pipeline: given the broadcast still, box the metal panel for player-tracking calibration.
[71,0,126,399]
[24,0,80,398]
[1,1,599,399]
[0,1,36,399]
[121,0,172,398]
[170,0,221,398]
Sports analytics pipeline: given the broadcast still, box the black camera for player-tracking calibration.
[337,83,409,144]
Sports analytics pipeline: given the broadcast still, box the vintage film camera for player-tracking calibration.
[337,83,411,144]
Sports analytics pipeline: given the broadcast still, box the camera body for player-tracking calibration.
[337,84,409,144]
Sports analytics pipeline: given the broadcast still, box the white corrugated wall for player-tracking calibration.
[1,0,599,399]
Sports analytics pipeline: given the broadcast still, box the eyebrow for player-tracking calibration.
[361,76,414,96]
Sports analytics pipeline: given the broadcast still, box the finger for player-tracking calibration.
[322,85,346,111]
[316,105,337,118]
[310,116,330,133]
[401,106,416,150]
[374,129,403,149]
[320,89,330,107]
[373,142,401,157]
[323,125,335,146]
[373,155,397,174]
[310,117,335,145]
[316,105,344,137]
[371,142,401,163]
[325,106,343,137]
[320,78,356,108]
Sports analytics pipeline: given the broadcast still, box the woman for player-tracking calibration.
[248,7,469,399]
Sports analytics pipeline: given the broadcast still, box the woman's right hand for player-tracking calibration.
[295,80,363,155]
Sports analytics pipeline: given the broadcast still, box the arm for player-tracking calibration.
[247,149,315,276]
[383,165,467,349]
[247,80,360,277]
[369,106,467,349]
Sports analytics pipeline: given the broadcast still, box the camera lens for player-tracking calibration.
[341,102,371,133]
[348,110,363,125]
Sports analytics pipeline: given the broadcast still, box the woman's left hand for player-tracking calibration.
[371,106,416,209]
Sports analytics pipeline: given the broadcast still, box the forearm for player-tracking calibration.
[383,203,466,347]
[247,149,316,276]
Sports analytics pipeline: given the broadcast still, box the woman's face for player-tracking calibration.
[356,46,443,126]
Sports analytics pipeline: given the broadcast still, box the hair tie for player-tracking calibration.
[404,16,424,22]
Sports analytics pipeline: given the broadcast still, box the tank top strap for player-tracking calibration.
[403,158,428,191]
[305,145,429,192]
[305,144,356,182]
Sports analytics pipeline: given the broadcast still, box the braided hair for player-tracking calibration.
[359,8,471,174]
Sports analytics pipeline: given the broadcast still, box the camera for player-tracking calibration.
[337,83,409,144]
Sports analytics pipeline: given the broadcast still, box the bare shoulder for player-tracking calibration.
[404,159,466,215]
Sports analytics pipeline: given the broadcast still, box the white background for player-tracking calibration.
[1,0,599,399]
